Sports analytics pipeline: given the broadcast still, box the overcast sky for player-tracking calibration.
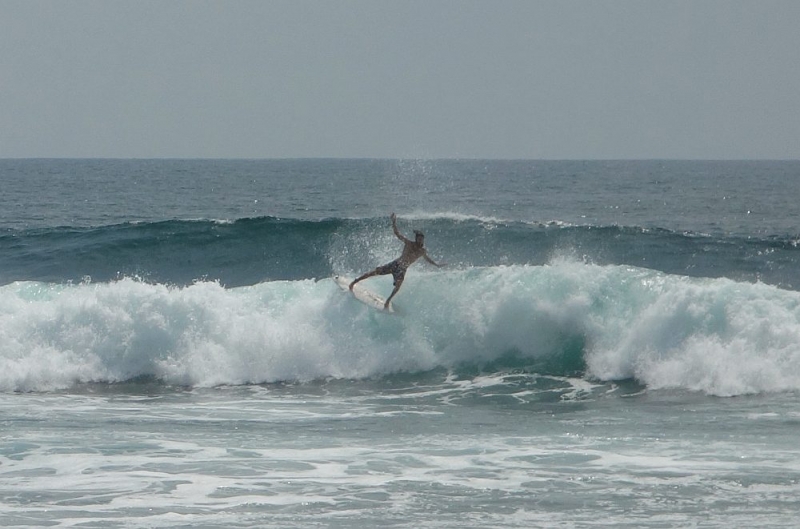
[1,1,798,159]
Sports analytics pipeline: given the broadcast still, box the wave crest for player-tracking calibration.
[3,262,800,395]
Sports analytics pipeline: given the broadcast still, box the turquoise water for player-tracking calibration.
[2,159,800,527]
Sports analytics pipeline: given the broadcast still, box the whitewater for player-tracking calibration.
[4,262,800,396]
[2,159,800,528]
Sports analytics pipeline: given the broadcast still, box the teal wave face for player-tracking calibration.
[0,218,344,286]
[3,216,800,289]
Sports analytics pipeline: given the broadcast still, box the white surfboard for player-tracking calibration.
[334,276,395,313]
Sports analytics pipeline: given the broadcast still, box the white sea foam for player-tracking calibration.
[400,210,510,224]
[3,261,800,395]
[399,210,576,228]
[2,373,800,528]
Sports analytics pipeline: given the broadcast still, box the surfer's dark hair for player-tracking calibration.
[414,230,424,237]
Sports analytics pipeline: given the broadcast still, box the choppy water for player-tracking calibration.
[2,159,800,527]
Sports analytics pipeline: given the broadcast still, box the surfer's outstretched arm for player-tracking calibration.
[423,254,446,268]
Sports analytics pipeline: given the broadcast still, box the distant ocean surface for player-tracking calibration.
[2,159,800,527]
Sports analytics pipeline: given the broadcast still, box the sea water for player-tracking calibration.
[2,159,800,527]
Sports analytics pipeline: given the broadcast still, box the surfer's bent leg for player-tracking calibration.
[384,266,406,308]
[385,277,403,308]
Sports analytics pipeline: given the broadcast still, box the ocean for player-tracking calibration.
[2,159,800,527]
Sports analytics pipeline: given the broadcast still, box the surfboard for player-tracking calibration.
[333,276,395,313]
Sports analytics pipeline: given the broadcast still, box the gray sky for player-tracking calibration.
[1,1,798,159]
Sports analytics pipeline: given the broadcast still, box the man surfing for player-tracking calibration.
[350,213,445,309]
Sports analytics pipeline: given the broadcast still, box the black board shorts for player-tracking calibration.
[376,259,407,286]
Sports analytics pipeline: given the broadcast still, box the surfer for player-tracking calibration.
[350,213,445,308]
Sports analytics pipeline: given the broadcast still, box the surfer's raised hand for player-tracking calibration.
[390,212,397,223]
